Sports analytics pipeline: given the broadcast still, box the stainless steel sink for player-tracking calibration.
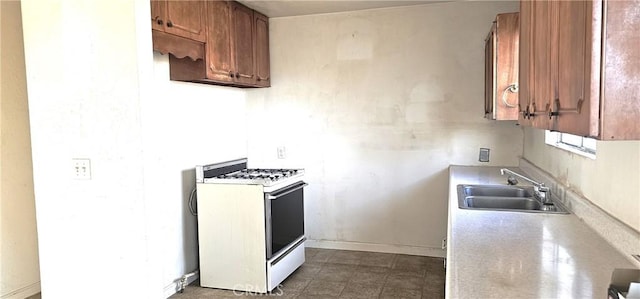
[465,196,541,210]
[457,184,569,214]
[462,185,534,197]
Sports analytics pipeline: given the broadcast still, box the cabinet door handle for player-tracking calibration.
[257,78,261,81]
[167,21,173,28]
[156,19,163,26]
[549,98,560,119]
[524,106,535,119]
[229,72,234,78]
[236,72,240,78]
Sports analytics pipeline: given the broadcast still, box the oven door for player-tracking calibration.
[265,181,307,259]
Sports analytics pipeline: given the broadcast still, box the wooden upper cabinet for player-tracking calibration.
[530,0,553,129]
[231,2,256,85]
[485,27,495,119]
[164,1,207,43]
[599,0,640,139]
[552,0,592,136]
[150,0,206,60]
[150,1,166,32]
[484,13,519,120]
[205,0,234,83]
[151,1,206,42]
[254,12,270,87]
[518,0,533,127]
[518,0,640,140]
[166,0,270,88]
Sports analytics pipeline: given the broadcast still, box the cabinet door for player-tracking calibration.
[530,0,553,128]
[495,13,519,120]
[231,2,256,85]
[518,0,533,126]
[552,0,595,136]
[254,12,270,87]
[150,1,166,31]
[485,27,495,119]
[600,0,640,140]
[205,1,234,83]
[164,1,207,42]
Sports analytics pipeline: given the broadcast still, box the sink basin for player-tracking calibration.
[462,185,533,197]
[457,184,569,214]
[465,196,541,210]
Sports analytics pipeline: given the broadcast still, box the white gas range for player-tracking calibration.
[195,158,307,293]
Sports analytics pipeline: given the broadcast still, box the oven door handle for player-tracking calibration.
[266,182,308,200]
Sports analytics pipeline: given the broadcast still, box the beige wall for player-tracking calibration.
[0,1,41,298]
[247,1,522,255]
[523,127,640,232]
[20,0,248,296]
[147,53,247,296]
[21,0,154,297]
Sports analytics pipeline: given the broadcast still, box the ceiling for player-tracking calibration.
[237,0,446,18]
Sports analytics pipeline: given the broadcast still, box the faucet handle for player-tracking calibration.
[537,184,550,192]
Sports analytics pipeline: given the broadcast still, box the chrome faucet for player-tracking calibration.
[500,168,551,203]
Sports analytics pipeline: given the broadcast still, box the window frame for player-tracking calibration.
[544,130,596,159]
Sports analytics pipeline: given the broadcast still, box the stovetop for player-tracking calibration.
[212,168,303,183]
[203,169,304,188]
[196,158,304,188]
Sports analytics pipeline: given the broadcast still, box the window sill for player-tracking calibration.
[546,142,596,160]
[544,130,596,160]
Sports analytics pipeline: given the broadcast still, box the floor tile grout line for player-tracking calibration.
[170,248,445,299]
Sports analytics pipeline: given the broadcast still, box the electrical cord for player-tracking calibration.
[188,187,197,216]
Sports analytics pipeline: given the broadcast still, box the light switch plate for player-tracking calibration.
[277,146,286,159]
[72,158,91,180]
[479,148,490,162]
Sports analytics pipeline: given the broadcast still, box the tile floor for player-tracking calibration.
[170,247,445,298]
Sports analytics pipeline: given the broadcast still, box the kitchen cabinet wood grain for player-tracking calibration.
[150,1,206,60]
[167,0,270,88]
[254,11,271,87]
[484,12,520,120]
[598,0,640,140]
[552,0,593,136]
[529,0,552,129]
[203,0,234,83]
[518,0,533,127]
[518,0,640,140]
[231,2,256,85]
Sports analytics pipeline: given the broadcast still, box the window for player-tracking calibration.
[545,130,596,159]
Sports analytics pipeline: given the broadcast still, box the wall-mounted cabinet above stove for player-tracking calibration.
[150,0,270,88]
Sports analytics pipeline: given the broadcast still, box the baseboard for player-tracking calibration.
[163,272,200,299]
[0,282,41,299]
[305,239,446,258]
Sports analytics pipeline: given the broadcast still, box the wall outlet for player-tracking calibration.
[441,238,447,250]
[479,148,490,162]
[277,146,286,159]
[72,158,91,180]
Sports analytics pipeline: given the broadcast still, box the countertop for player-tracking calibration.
[446,166,637,298]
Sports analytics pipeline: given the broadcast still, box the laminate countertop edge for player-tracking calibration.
[445,165,638,299]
